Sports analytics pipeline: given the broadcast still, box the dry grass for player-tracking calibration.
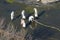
[0,17,27,40]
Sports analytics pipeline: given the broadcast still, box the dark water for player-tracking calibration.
[38,9,60,27]
[25,25,60,40]
[32,26,56,40]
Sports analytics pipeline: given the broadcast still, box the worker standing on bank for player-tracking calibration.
[21,10,26,27]
[34,8,38,19]
[11,11,14,21]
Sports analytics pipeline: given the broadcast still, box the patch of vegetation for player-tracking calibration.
[25,6,34,14]
[6,0,14,3]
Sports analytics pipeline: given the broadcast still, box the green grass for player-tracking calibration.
[25,6,34,14]
[6,0,14,3]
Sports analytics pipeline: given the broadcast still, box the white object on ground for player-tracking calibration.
[41,0,59,4]
[11,11,14,20]
[34,8,38,17]
[28,16,34,22]
[21,19,26,27]
[37,0,40,2]
[21,10,26,19]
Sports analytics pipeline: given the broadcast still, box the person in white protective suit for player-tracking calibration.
[34,8,38,18]
[21,10,26,27]
[28,16,34,22]
[11,11,14,20]
[21,10,26,19]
